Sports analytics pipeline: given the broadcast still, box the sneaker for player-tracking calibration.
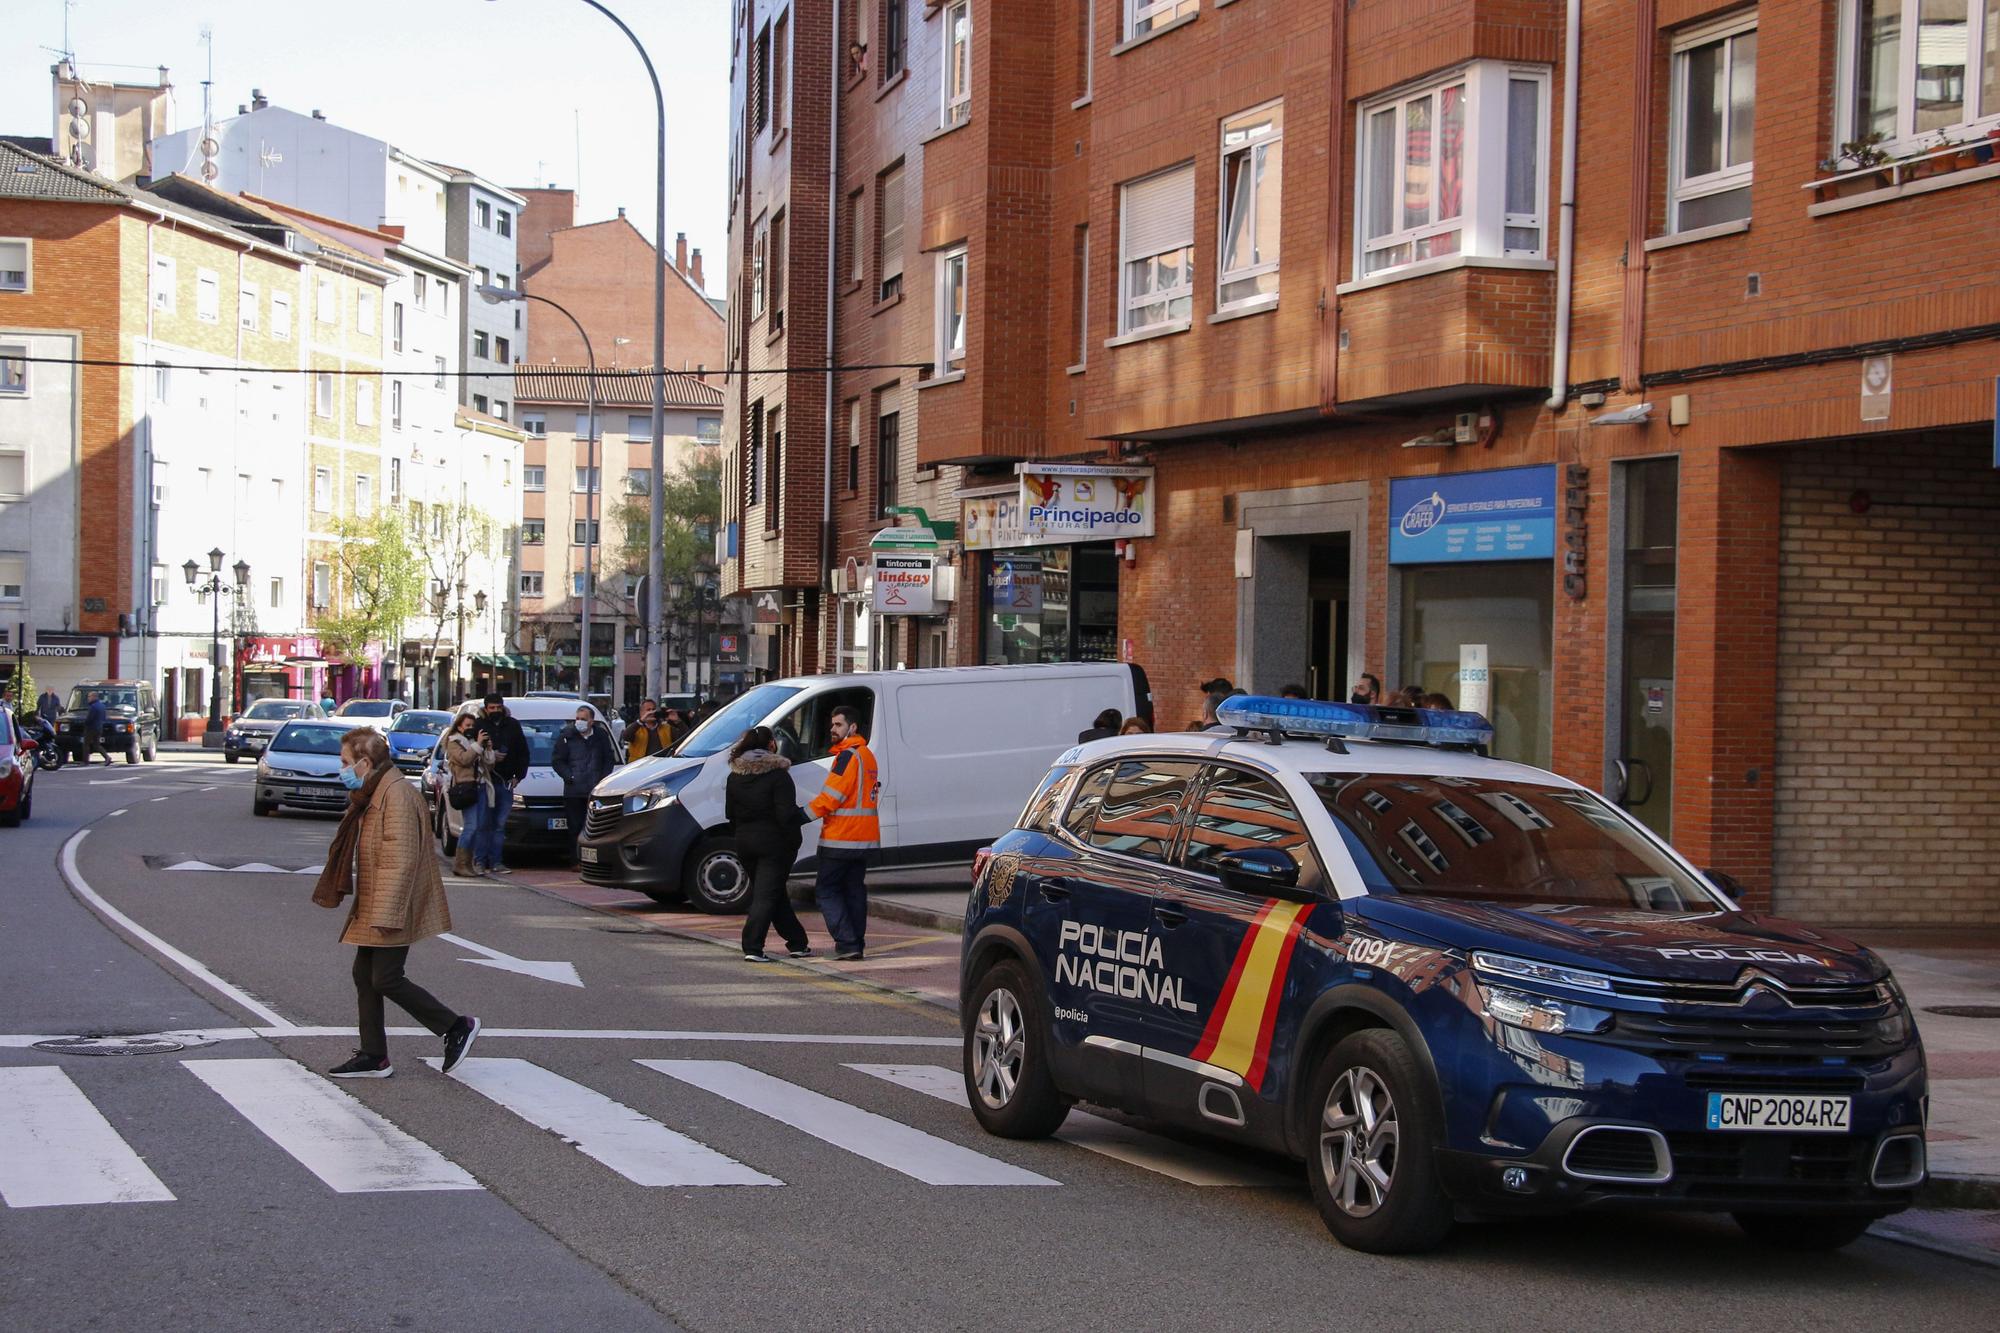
[328,1050,392,1079]
[833,949,865,962]
[487,864,514,876]
[441,1016,481,1073]
[743,951,774,963]
[787,946,817,959]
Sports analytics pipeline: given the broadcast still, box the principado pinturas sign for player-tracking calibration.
[1016,464,1155,542]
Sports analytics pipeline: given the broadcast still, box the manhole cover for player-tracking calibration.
[1924,1005,2000,1019]
[31,1034,202,1056]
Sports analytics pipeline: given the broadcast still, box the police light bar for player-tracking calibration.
[1215,696,1495,750]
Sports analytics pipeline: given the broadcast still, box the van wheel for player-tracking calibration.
[682,837,750,914]
[962,961,1070,1139]
[1732,1212,1876,1251]
[1305,1030,1454,1254]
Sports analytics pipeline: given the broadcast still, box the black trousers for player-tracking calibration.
[741,836,808,956]
[564,796,589,856]
[352,946,458,1058]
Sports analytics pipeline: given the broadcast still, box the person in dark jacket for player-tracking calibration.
[84,691,112,765]
[551,705,618,864]
[472,694,529,874]
[725,726,813,963]
[1077,707,1122,744]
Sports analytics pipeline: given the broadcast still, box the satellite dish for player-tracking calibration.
[201,161,220,182]
[200,137,219,156]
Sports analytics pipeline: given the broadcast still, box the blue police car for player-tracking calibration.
[960,697,1926,1254]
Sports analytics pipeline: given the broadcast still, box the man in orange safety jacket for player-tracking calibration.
[807,705,878,961]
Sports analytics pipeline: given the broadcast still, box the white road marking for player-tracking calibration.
[0,1068,177,1208]
[106,809,125,816]
[163,860,224,871]
[639,1059,1058,1187]
[427,1057,779,1187]
[183,1058,480,1194]
[849,1063,1294,1188]
[199,785,219,792]
[88,774,150,785]
[437,932,583,988]
[4,1026,962,1047]
[59,830,295,1029]
[149,796,170,802]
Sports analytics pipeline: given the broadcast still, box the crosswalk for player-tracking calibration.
[0,1052,1294,1210]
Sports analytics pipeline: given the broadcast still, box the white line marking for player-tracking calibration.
[149,796,170,802]
[427,1058,780,1187]
[59,829,295,1030]
[163,861,224,871]
[437,932,583,987]
[106,809,125,817]
[848,1063,1294,1187]
[0,1068,177,1208]
[2,1026,961,1047]
[88,774,150,785]
[639,1059,1058,1186]
[199,785,219,792]
[183,1058,480,1194]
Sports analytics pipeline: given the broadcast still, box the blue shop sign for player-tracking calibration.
[1389,464,1557,565]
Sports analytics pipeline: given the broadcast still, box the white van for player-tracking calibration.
[577,662,1153,911]
[428,696,611,857]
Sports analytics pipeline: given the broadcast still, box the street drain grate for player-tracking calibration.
[1923,1005,2000,1019]
[31,1033,208,1056]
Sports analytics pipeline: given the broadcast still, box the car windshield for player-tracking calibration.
[69,687,139,711]
[1307,773,1720,912]
[391,711,451,735]
[518,718,573,766]
[675,685,805,757]
[270,723,350,756]
[336,700,395,718]
[243,700,307,720]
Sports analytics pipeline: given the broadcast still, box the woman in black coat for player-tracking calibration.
[725,726,814,962]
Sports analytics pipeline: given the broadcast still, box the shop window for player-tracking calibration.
[1671,14,1757,231]
[1398,561,1554,768]
[982,542,1120,665]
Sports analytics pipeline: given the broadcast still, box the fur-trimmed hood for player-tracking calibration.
[729,749,790,776]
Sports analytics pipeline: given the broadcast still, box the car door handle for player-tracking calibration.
[1154,904,1188,928]
[1040,883,1071,902]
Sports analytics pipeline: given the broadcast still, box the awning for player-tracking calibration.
[549,654,617,668]
[472,653,534,671]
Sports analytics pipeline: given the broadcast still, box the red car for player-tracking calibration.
[0,708,36,827]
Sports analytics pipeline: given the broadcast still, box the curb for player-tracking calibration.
[1921,1173,2000,1211]
[786,883,966,934]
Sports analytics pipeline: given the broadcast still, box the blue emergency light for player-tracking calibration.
[1215,696,1495,751]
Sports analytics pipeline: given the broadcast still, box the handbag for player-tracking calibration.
[448,781,480,811]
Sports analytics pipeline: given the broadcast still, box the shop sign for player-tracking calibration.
[1015,464,1155,543]
[1458,644,1490,716]
[26,630,98,659]
[990,555,1044,615]
[718,633,742,661]
[873,554,936,615]
[1389,464,1557,565]
[752,591,783,625]
[963,493,1027,550]
[245,635,322,665]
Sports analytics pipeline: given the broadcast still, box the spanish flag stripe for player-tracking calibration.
[1188,899,1277,1065]
[1243,907,1312,1091]
[1199,900,1311,1079]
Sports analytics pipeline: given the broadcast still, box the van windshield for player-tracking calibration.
[676,685,804,757]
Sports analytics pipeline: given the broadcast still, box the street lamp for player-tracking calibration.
[481,284,598,699]
[486,0,669,699]
[184,548,250,738]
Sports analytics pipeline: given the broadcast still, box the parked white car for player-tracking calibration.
[431,697,612,858]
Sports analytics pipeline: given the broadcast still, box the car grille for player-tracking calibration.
[1608,973,1886,1010]
[1581,1011,1896,1063]
[519,796,565,812]
[1665,1133,1872,1199]
[1566,1129,1666,1179]
[585,800,621,838]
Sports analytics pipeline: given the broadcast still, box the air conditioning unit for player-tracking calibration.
[932,564,958,604]
[151,483,169,507]
[830,566,849,596]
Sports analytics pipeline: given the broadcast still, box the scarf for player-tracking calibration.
[311,760,396,909]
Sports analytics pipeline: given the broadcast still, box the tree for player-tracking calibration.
[609,450,721,592]
[317,510,424,667]
[410,498,500,704]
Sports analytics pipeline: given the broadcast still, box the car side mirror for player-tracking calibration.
[19,736,36,752]
[1214,847,1317,904]
[1702,868,1747,901]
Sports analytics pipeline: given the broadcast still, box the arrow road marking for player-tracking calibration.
[437,932,583,988]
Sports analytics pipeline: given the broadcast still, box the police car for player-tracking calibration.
[960,697,1926,1254]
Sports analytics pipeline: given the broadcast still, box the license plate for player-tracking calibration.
[1707,1092,1852,1133]
[579,846,599,864]
[547,817,568,830]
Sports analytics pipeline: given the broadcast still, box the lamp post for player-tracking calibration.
[485,0,668,700]
[480,284,598,699]
[182,548,250,738]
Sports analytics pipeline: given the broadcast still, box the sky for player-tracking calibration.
[0,0,732,287]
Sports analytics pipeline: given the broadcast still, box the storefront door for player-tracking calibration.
[1616,458,1678,838]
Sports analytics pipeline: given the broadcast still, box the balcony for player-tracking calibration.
[1334,261,1553,409]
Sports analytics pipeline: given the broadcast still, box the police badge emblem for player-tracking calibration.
[987,853,1019,907]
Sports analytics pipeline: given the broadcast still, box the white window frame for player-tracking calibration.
[574,465,600,494]
[752,212,769,318]
[388,456,402,505]
[476,200,492,229]
[523,518,546,544]
[239,282,260,330]
[194,269,220,323]
[0,555,28,602]
[271,291,292,340]
[355,380,374,426]
[355,473,373,517]
[0,344,26,396]
[1217,99,1284,312]
[1117,163,1196,337]
[935,244,968,371]
[1669,12,1758,233]
[626,413,653,442]
[269,576,284,610]
[312,561,333,608]
[1127,0,1198,42]
[357,288,376,334]
[0,237,29,292]
[520,571,543,598]
[390,379,404,428]
[151,256,177,314]
[1834,0,2000,154]
[0,447,25,497]
[473,329,489,358]
[522,413,547,438]
[1353,60,1551,281]
[316,274,337,323]
[313,466,333,513]
[523,465,546,491]
[941,1,973,128]
[314,372,334,418]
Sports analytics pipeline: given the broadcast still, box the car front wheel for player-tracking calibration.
[962,960,1069,1139]
[1305,1029,1454,1254]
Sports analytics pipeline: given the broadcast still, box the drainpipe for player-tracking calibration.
[1317,0,1346,413]
[1546,0,1582,410]
[821,0,843,675]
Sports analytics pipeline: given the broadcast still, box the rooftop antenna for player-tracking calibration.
[573,108,582,206]
[197,23,218,182]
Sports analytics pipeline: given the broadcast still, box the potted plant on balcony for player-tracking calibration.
[1814,134,1892,201]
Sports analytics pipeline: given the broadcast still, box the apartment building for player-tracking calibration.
[723,1,2000,926]
[441,166,529,418]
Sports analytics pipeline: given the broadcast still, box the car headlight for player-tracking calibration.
[0,757,16,779]
[513,791,528,809]
[623,767,699,815]
[1472,951,1618,994]
[1478,983,1613,1036]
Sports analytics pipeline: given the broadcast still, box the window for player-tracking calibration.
[151,257,176,313]
[773,10,790,135]
[941,1,972,127]
[571,571,594,598]
[523,518,545,544]
[752,213,769,317]
[1070,225,1089,367]
[317,274,337,322]
[497,210,513,238]
[845,398,861,490]
[1118,162,1195,334]
[414,273,429,310]
[495,335,510,362]
[1671,16,1757,231]
[1084,760,1202,863]
[1184,767,1322,888]
[240,283,260,330]
[520,571,543,597]
[355,474,373,516]
[845,189,865,286]
[523,465,546,490]
[1076,0,1094,100]
[390,379,404,429]
[0,345,24,395]
[574,465,600,493]
[697,416,722,443]
[357,288,376,333]
[1840,0,2000,149]
[876,407,900,515]
[196,269,221,322]
[474,393,490,414]
[768,406,784,526]
[1356,61,1549,279]
[575,412,601,439]
[0,555,28,601]
[473,330,489,358]
[0,238,27,291]
[312,561,332,608]
[626,413,653,441]
[573,519,601,545]
[313,466,332,512]
[0,449,24,496]
[269,576,283,609]
[493,401,508,421]
[935,245,968,370]
[315,373,334,418]
[153,363,172,405]
[878,164,905,300]
[271,291,292,339]
[770,209,787,328]
[355,381,374,426]
[624,468,652,497]
[1218,101,1283,308]
[477,200,492,229]
[388,456,402,505]
[1127,0,1197,42]
[747,403,765,506]
[392,301,404,351]
[754,21,773,133]
[519,413,546,438]
[882,0,907,80]
[271,476,284,509]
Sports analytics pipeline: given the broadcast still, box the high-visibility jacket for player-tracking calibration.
[809,735,880,852]
[627,721,669,762]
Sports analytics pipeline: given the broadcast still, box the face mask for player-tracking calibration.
[576,720,593,734]
[1350,693,1371,705]
[338,764,366,790]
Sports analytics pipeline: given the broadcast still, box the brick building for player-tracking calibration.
[729,0,1996,925]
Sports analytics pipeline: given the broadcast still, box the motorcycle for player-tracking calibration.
[20,717,64,772]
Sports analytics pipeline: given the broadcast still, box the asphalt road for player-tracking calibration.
[4,751,1997,1331]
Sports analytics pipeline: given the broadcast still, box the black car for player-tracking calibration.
[58,680,161,764]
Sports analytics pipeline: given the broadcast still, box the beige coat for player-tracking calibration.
[340,773,451,947]
[444,730,492,786]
